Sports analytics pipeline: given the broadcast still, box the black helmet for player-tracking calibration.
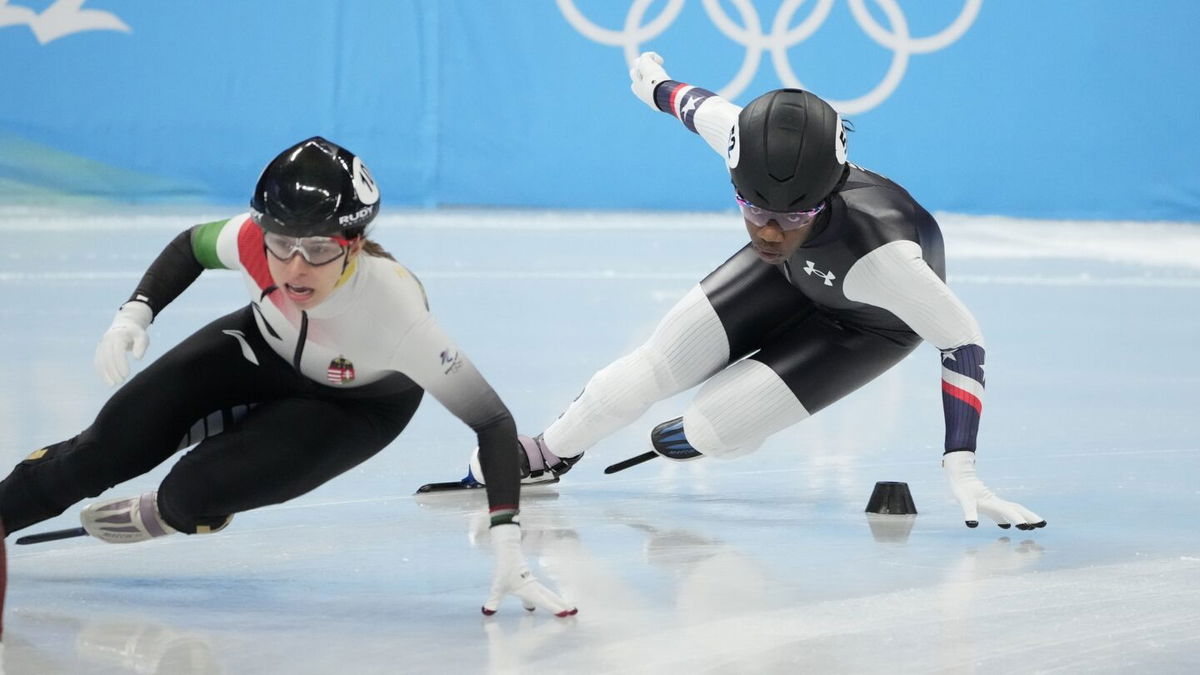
[728,89,847,211]
[250,136,380,237]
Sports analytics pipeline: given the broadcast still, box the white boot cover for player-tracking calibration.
[81,492,178,544]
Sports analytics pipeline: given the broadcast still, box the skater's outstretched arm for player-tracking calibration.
[94,218,241,386]
[391,303,577,616]
[629,52,742,159]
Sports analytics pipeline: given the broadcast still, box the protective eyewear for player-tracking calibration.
[735,192,826,231]
[263,232,353,266]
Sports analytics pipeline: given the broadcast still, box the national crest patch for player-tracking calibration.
[326,356,356,384]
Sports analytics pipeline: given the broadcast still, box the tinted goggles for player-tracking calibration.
[263,232,353,266]
[735,192,826,231]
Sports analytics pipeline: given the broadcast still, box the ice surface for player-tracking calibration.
[1,206,1198,674]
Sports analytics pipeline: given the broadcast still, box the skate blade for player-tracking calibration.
[15,526,89,545]
[414,480,485,494]
[413,476,560,495]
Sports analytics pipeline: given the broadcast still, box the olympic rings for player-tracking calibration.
[556,0,983,114]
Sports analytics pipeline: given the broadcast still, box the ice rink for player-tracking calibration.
[1,206,1198,674]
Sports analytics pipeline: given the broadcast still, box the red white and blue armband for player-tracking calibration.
[941,344,985,452]
[653,80,717,134]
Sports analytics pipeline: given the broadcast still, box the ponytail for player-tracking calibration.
[360,238,395,261]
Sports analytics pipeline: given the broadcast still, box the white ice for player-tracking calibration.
[0,206,1198,674]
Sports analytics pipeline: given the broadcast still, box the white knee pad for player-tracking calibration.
[544,285,729,456]
[683,359,810,459]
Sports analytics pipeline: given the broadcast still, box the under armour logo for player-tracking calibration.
[803,260,836,286]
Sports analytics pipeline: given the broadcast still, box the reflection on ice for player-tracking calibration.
[865,514,916,544]
[2,612,219,675]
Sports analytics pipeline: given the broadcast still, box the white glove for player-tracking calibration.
[482,523,577,617]
[943,451,1046,530]
[94,300,153,386]
[629,51,670,111]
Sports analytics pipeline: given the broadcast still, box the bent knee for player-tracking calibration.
[683,360,811,458]
[680,410,761,460]
[157,466,233,534]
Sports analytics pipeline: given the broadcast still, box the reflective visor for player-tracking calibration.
[735,192,825,231]
[263,232,351,266]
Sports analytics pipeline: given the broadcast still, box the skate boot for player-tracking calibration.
[464,434,583,488]
[80,492,179,544]
[519,434,582,483]
[650,417,703,460]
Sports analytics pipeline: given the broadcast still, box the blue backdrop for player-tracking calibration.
[1,1,1196,221]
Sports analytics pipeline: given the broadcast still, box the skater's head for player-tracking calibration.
[252,136,382,308]
[729,89,848,212]
[728,89,847,263]
[251,136,380,239]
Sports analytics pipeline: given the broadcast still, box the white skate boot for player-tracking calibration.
[80,492,178,544]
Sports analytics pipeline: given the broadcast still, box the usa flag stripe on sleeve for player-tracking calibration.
[653,81,716,133]
[941,344,985,452]
[941,369,983,414]
[675,86,714,133]
[654,80,685,114]
[668,84,692,117]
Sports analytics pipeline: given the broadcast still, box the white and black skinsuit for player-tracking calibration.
[542,81,986,462]
[0,215,523,535]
